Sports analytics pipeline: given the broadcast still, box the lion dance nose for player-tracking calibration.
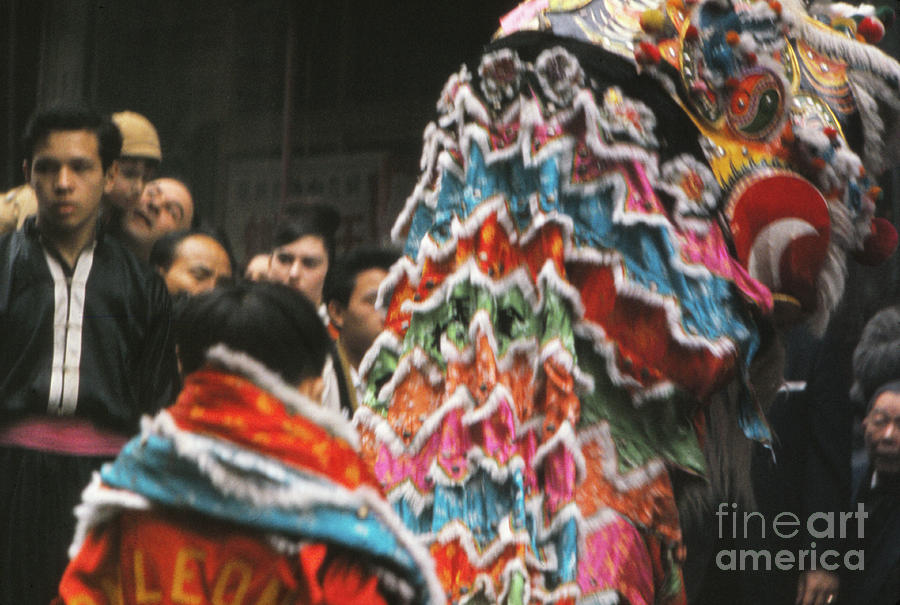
[727,171,832,313]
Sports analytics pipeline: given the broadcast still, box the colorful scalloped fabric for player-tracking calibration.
[356,46,773,604]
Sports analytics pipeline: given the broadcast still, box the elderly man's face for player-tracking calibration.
[162,234,232,296]
[863,390,900,475]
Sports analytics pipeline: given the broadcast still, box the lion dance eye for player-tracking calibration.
[726,71,784,140]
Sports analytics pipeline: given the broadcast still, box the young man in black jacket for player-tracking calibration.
[0,105,179,605]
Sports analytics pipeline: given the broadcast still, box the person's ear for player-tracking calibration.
[327,300,345,330]
[297,375,324,402]
[103,161,119,195]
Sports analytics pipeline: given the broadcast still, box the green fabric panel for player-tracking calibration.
[494,286,539,356]
[402,279,540,362]
[507,572,525,605]
[365,347,400,415]
[539,289,577,356]
[576,338,706,477]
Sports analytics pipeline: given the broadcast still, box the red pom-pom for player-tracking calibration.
[855,217,899,265]
[858,16,885,44]
[685,24,700,40]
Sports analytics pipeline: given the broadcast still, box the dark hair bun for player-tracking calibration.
[175,281,331,384]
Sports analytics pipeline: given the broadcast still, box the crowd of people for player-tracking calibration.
[0,92,897,603]
[0,105,416,604]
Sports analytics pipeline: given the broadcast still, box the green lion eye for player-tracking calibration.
[726,72,784,140]
[741,89,780,134]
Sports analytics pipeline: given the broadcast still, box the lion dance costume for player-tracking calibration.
[56,347,444,604]
[354,0,900,603]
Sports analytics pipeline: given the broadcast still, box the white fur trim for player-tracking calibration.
[575,590,621,605]
[537,260,586,317]
[579,507,622,536]
[131,413,446,603]
[467,449,528,483]
[375,346,434,404]
[203,345,359,448]
[784,8,900,89]
[401,258,539,317]
[533,582,583,603]
[577,423,667,492]
[533,421,587,483]
[353,405,407,457]
[539,338,596,394]
[386,478,435,516]
[433,517,533,569]
[68,473,153,558]
[601,260,737,357]
[358,330,402,383]
[496,559,534,605]
[572,321,644,390]
[461,383,521,428]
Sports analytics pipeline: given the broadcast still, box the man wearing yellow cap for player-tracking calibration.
[103,111,162,240]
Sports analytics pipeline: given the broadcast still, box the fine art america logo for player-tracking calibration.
[715,502,867,571]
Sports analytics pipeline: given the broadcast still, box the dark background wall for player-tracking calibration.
[1,0,516,258]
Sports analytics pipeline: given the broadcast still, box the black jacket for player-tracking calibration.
[0,218,179,433]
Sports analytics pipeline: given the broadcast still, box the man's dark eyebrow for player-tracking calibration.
[31,157,61,169]
[32,154,97,166]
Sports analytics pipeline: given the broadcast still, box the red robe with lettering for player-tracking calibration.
[54,347,443,605]
[56,508,386,605]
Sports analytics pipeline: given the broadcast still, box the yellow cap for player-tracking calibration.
[112,111,162,161]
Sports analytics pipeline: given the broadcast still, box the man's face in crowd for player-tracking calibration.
[268,235,328,306]
[124,177,194,247]
[330,267,388,365]
[26,129,113,238]
[864,390,900,475]
[106,157,157,211]
[161,234,232,296]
